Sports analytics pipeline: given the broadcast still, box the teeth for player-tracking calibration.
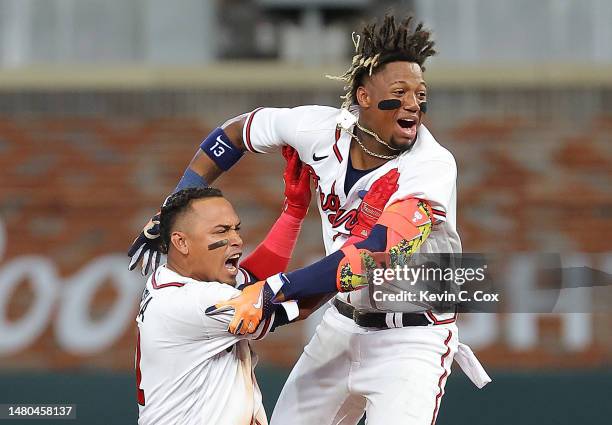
[398,119,414,129]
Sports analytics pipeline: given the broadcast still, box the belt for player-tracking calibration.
[333,298,433,328]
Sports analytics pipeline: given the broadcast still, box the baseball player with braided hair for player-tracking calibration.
[129,14,490,424]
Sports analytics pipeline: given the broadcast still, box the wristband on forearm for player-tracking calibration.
[174,168,208,193]
[271,300,299,331]
[173,126,243,195]
[200,127,244,171]
[270,306,290,331]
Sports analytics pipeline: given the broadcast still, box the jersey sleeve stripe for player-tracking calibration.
[432,214,446,223]
[244,107,264,154]
[431,208,447,223]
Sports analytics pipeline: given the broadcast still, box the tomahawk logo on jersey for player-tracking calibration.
[243,105,461,318]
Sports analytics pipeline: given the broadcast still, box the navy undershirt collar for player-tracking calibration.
[344,152,382,196]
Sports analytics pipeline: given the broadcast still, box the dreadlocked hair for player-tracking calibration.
[327,15,436,109]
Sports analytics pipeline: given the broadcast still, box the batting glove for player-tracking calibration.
[281,146,312,219]
[351,168,400,239]
[205,274,294,335]
[205,280,272,335]
[128,212,162,276]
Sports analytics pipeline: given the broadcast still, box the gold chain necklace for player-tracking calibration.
[342,125,399,160]
[355,122,401,151]
[353,135,398,160]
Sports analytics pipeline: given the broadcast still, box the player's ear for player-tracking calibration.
[356,86,371,108]
[171,231,189,255]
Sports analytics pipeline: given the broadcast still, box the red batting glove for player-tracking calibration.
[282,146,312,219]
[350,168,400,239]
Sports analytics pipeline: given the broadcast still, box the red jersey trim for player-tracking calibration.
[333,126,343,162]
[425,310,458,325]
[151,272,185,290]
[431,208,446,217]
[244,107,264,154]
[431,208,447,223]
[431,330,453,425]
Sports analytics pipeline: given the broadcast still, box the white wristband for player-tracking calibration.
[280,300,299,321]
[266,273,286,295]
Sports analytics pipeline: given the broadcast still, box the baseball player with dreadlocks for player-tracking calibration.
[129,14,490,424]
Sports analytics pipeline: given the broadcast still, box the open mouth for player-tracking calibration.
[224,253,241,274]
[396,118,418,140]
[397,118,416,129]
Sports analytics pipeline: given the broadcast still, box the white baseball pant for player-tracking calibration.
[270,305,458,425]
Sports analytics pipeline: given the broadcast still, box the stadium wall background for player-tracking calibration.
[0,65,610,424]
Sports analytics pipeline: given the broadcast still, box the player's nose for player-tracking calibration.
[229,230,243,247]
[403,92,419,112]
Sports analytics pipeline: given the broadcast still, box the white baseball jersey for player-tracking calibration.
[243,105,461,318]
[136,265,273,425]
[244,105,490,425]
